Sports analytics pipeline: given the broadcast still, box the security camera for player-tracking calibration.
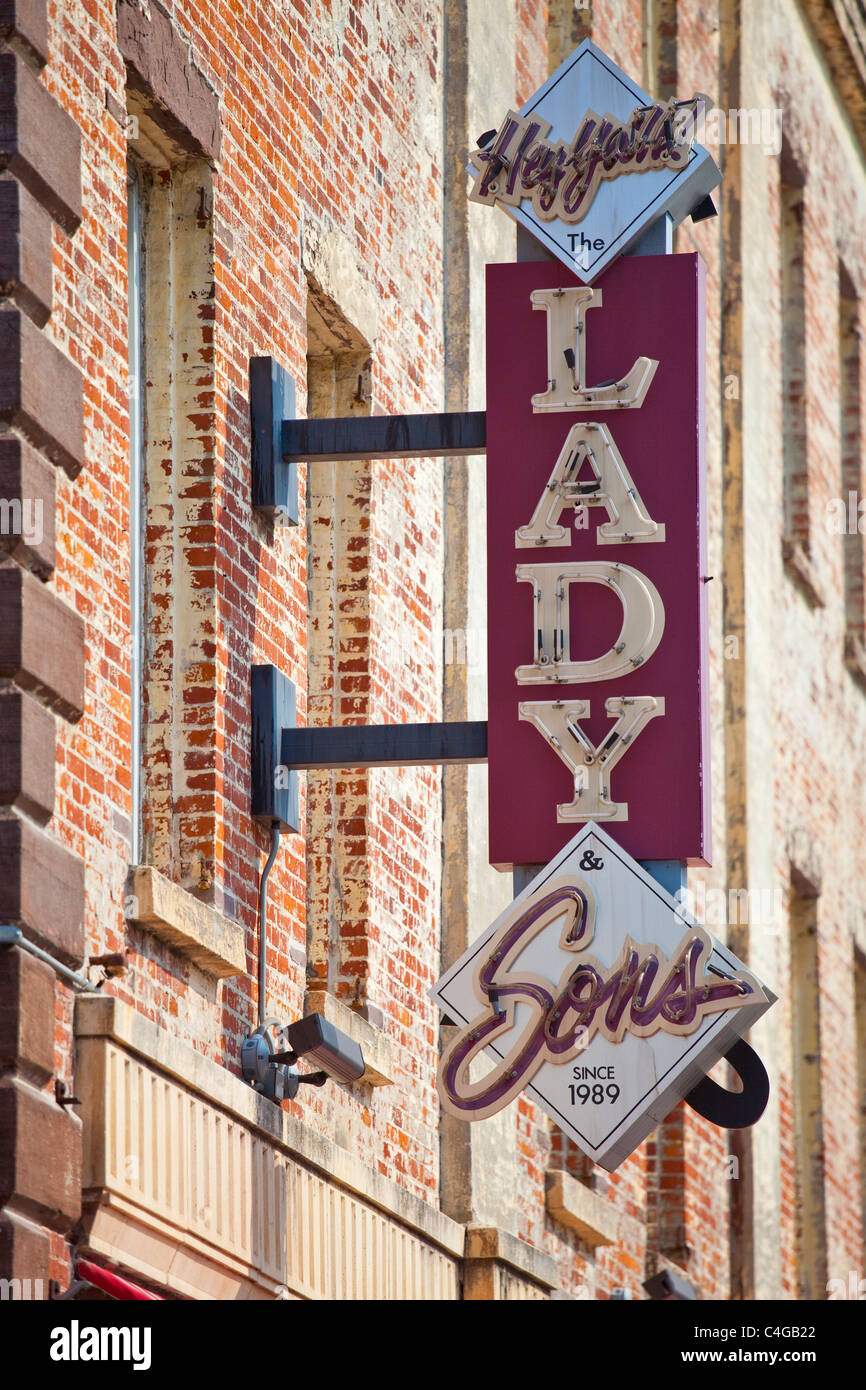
[642,1269,698,1301]
[242,1015,365,1103]
[272,1015,366,1085]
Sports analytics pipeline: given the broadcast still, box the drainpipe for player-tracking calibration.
[0,926,98,993]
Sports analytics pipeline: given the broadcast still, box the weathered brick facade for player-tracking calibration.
[0,0,864,1302]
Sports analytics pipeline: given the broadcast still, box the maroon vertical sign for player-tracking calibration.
[485,252,710,869]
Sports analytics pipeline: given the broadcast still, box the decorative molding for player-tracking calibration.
[126,866,245,979]
[0,307,85,477]
[0,178,53,327]
[75,996,464,1300]
[0,562,85,719]
[0,1073,81,1228]
[0,941,55,1085]
[0,688,55,823]
[0,0,84,1305]
[545,1168,619,1246]
[0,52,81,233]
[75,995,465,1255]
[0,811,85,965]
[0,436,55,577]
[304,989,395,1087]
[464,1228,558,1289]
[0,0,48,71]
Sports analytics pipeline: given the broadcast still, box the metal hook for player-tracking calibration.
[683,1039,770,1129]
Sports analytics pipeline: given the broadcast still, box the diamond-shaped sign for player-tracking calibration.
[430,823,774,1171]
[467,39,720,282]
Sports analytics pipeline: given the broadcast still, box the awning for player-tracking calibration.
[76,1258,164,1301]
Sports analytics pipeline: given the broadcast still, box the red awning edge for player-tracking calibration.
[76,1257,164,1301]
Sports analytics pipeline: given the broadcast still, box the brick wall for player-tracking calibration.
[39,0,448,1226]
[742,0,866,1298]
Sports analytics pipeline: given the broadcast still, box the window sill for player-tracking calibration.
[303,989,395,1087]
[545,1168,619,1247]
[782,539,826,609]
[126,865,245,979]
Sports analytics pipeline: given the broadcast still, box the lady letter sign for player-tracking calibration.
[486,253,710,868]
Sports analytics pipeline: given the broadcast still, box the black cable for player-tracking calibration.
[257,821,281,1028]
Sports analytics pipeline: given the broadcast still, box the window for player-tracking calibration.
[779,152,823,604]
[547,1,592,77]
[548,1124,602,1190]
[125,105,217,892]
[304,279,373,1003]
[127,161,145,865]
[641,0,677,99]
[839,264,865,682]
[789,871,827,1299]
[645,1109,688,1265]
[781,175,808,552]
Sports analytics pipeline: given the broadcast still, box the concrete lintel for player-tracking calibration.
[300,218,379,351]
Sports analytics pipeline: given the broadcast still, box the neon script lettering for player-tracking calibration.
[470,98,704,225]
[439,879,764,1121]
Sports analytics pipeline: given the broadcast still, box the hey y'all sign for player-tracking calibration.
[467,38,720,281]
[486,252,710,868]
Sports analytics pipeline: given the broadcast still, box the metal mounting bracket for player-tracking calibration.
[250,357,299,523]
[281,719,488,771]
[249,354,486,522]
[251,664,298,831]
[282,409,486,464]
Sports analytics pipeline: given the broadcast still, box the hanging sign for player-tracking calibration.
[486,251,710,869]
[468,38,720,281]
[434,42,775,1173]
[431,824,775,1171]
